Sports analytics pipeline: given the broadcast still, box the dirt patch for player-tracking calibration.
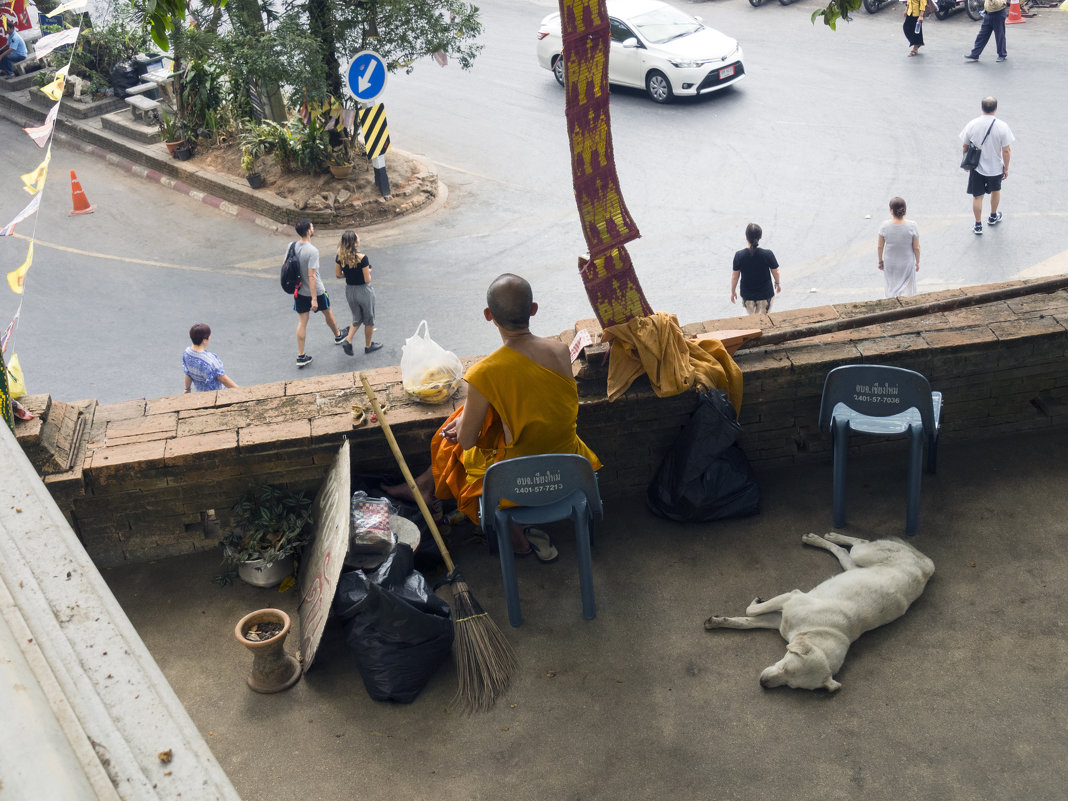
[191,137,436,227]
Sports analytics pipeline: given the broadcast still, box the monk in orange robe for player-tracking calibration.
[386,274,600,560]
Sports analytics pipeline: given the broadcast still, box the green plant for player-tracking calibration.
[221,485,314,567]
[239,123,276,174]
[179,58,226,142]
[156,108,184,142]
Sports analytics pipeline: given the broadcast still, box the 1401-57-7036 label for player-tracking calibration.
[852,382,902,405]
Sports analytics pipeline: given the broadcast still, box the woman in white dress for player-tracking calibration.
[877,197,920,298]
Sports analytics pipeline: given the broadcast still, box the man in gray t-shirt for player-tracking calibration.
[292,218,347,367]
[960,96,1014,236]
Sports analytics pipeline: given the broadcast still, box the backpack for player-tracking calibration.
[281,242,302,294]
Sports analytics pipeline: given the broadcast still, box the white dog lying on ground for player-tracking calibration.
[704,533,935,691]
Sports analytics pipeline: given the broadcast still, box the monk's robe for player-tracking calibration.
[431,346,602,524]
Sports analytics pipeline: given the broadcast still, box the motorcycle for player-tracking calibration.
[863,0,895,13]
[932,0,985,20]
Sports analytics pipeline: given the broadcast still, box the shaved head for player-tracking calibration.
[487,274,534,331]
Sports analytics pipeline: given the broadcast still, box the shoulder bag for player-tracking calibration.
[961,118,996,171]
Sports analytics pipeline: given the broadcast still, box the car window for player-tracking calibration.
[609,18,637,43]
[629,6,701,45]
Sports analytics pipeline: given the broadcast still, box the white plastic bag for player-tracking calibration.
[401,320,463,404]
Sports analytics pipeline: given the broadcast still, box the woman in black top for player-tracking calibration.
[730,223,782,315]
[334,230,382,355]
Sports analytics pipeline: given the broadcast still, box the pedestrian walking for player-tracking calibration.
[877,197,920,297]
[965,0,1009,62]
[730,223,781,314]
[335,230,383,356]
[291,218,348,367]
[183,323,239,392]
[960,96,1014,235]
[904,0,926,57]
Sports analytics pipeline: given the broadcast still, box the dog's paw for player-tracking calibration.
[703,615,726,630]
[801,532,825,547]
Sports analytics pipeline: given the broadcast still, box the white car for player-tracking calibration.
[536,0,745,104]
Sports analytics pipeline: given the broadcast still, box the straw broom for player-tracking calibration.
[359,374,518,712]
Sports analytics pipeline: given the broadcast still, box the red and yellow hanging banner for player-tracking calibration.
[559,0,651,328]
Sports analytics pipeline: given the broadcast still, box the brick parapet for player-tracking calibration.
[18,279,1068,566]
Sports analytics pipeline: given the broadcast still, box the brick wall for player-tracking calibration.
[20,281,1068,567]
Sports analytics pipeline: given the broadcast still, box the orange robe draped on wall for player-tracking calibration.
[430,346,602,524]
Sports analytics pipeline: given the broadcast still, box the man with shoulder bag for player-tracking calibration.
[965,0,1009,62]
[959,96,1014,235]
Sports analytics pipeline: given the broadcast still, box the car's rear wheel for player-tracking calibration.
[862,0,880,12]
[552,55,565,86]
[747,0,764,6]
[645,70,673,104]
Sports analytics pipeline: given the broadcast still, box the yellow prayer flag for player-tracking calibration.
[41,75,66,101]
[6,243,34,295]
[7,354,27,399]
[20,155,50,195]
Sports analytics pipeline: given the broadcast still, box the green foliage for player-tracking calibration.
[221,484,314,567]
[811,0,864,30]
[239,121,278,173]
[329,0,484,76]
[179,57,226,141]
[156,107,185,141]
[140,0,211,51]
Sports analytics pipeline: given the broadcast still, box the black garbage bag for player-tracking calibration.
[647,388,761,522]
[110,60,141,99]
[333,543,453,703]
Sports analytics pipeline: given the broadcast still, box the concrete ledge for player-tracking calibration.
[0,425,241,800]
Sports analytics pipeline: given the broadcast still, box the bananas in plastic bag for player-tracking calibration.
[401,320,463,404]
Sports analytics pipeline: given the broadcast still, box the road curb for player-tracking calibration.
[0,88,438,234]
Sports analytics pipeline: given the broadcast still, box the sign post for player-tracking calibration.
[343,50,392,197]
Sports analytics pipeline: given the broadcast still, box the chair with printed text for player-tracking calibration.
[818,364,942,536]
[480,454,602,627]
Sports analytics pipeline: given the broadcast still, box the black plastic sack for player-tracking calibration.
[110,60,140,98]
[333,543,453,703]
[647,388,761,522]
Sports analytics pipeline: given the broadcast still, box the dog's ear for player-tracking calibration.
[786,640,813,656]
[822,677,842,692]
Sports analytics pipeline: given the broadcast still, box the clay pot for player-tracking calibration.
[329,163,352,179]
[164,139,185,155]
[234,608,301,693]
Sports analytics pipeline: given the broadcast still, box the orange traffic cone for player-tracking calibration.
[69,170,95,216]
[1006,0,1025,23]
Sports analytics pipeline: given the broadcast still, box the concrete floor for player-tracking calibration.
[103,427,1068,801]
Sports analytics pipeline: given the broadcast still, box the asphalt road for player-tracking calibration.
[2,0,1066,404]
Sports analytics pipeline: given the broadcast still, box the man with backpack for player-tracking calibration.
[290,218,347,367]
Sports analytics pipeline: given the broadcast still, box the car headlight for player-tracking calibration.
[668,58,705,69]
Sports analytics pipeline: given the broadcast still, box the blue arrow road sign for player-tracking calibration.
[344,50,388,103]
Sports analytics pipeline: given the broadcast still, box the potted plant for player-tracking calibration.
[221,484,314,587]
[156,108,186,155]
[239,125,274,188]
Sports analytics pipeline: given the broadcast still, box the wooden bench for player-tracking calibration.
[125,93,160,121]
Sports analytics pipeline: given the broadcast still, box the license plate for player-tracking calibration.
[719,65,735,80]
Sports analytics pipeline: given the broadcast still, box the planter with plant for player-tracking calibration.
[220,484,314,587]
[239,124,274,189]
[156,108,186,154]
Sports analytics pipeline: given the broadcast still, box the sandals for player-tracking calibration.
[514,528,558,563]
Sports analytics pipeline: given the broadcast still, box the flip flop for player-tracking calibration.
[514,528,558,563]
[351,406,367,427]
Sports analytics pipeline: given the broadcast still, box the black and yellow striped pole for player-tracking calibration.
[360,103,392,197]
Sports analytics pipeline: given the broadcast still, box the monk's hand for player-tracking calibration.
[441,418,459,443]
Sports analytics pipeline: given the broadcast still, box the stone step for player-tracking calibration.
[100,108,163,145]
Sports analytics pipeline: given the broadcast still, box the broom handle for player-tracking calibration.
[359,374,456,574]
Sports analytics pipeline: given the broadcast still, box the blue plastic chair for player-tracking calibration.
[479,454,602,627]
[818,365,942,535]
